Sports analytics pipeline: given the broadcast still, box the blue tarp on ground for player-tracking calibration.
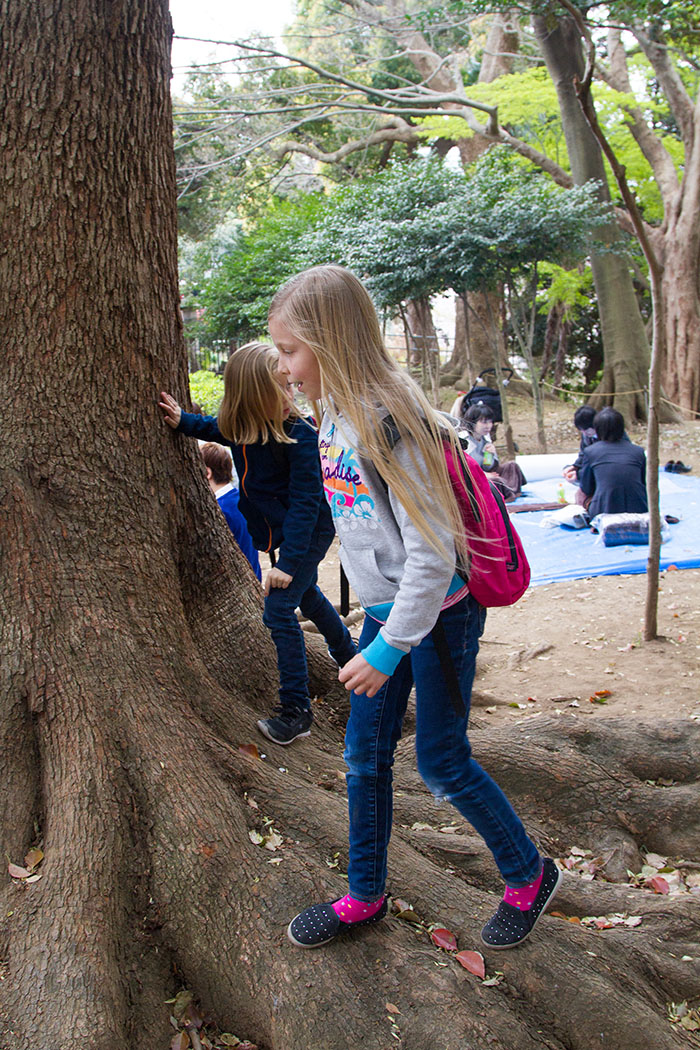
[510,470,700,586]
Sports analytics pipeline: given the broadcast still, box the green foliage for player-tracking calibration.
[315,150,607,298]
[201,194,324,342]
[417,57,687,224]
[189,371,225,415]
[420,67,568,165]
[537,263,593,320]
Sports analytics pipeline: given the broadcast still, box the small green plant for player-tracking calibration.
[189,370,224,415]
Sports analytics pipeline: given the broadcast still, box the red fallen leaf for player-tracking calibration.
[8,863,31,879]
[594,689,611,698]
[431,927,457,951]
[568,916,582,924]
[237,1043,259,1050]
[647,876,670,895]
[238,743,261,759]
[455,950,485,978]
[182,1002,204,1029]
[594,919,612,929]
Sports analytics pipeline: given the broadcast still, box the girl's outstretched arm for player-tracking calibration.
[161,396,229,446]
[159,391,182,428]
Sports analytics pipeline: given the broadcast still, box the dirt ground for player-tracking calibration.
[315,396,700,728]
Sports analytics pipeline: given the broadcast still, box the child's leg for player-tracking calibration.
[412,596,560,946]
[343,615,414,902]
[259,527,344,743]
[262,586,310,714]
[286,614,412,947]
[412,595,540,886]
[298,578,356,668]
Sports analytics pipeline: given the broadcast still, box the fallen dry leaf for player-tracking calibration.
[455,950,485,978]
[238,743,261,759]
[8,863,31,880]
[24,848,44,870]
[430,928,457,951]
[385,1002,400,1014]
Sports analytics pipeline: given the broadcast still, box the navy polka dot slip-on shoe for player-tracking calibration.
[480,858,562,949]
[287,898,388,948]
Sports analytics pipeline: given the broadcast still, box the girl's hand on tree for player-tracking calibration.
[338,654,389,698]
[159,391,182,428]
[264,567,293,596]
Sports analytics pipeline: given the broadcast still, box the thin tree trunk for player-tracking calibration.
[556,0,666,638]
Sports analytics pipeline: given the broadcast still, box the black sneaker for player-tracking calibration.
[287,897,387,948]
[257,707,313,745]
[664,460,676,472]
[674,461,692,473]
[480,858,562,949]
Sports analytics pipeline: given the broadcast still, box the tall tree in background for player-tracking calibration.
[532,10,653,424]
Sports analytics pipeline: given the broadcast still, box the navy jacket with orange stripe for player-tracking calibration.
[176,411,333,577]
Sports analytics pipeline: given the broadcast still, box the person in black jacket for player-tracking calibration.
[562,405,598,483]
[159,343,355,745]
[579,407,648,517]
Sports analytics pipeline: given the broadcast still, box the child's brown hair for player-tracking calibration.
[217,342,299,445]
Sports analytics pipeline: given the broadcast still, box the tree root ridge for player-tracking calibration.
[1,641,698,1049]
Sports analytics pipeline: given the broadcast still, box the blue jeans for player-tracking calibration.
[344,594,540,900]
[262,527,356,713]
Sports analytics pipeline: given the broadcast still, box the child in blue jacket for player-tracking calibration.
[159,342,356,744]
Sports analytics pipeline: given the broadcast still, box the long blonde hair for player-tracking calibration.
[269,265,470,564]
[217,342,299,445]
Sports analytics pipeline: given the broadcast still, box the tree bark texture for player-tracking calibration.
[1,4,699,1049]
[532,12,652,423]
[657,224,700,418]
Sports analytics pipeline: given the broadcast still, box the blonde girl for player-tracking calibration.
[159,341,356,745]
[269,267,561,949]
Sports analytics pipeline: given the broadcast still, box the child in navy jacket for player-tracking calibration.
[160,342,355,744]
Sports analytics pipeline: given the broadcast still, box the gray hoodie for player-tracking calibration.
[318,412,464,674]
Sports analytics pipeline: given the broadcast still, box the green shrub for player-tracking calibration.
[189,370,225,416]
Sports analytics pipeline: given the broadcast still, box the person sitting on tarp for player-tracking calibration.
[562,405,598,483]
[462,404,526,501]
[578,407,647,517]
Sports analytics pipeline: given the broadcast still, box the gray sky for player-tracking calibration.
[170,0,296,88]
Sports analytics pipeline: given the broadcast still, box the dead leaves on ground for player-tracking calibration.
[551,847,700,929]
[167,989,258,1050]
[390,897,500,987]
[668,1001,700,1033]
[7,847,44,885]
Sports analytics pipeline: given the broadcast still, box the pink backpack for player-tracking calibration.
[444,444,530,606]
[382,415,530,607]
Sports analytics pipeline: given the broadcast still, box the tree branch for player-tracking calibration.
[600,29,680,204]
[630,27,696,149]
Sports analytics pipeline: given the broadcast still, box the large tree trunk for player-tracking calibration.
[2,4,698,1049]
[659,223,700,417]
[532,13,653,423]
